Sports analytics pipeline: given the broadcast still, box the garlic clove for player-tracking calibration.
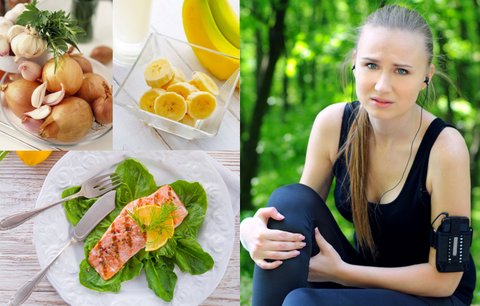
[31,82,47,108]
[43,84,65,106]
[0,34,10,56]
[22,116,44,133]
[25,104,51,120]
[7,25,25,43]
[5,3,26,24]
[0,17,13,36]
[19,60,42,81]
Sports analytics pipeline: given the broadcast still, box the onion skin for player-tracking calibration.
[39,97,93,142]
[2,79,40,118]
[77,73,109,104]
[42,55,83,95]
[92,92,112,124]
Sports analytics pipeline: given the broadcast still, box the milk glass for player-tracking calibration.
[113,0,153,65]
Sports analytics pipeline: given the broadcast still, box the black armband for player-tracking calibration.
[430,212,473,272]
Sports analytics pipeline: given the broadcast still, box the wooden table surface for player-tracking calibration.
[0,151,240,306]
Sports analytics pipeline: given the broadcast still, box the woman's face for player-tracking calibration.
[354,25,433,121]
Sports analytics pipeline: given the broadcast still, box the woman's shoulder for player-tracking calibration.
[431,122,469,164]
[310,102,349,161]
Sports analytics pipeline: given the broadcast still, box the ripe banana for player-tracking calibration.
[183,0,240,80]
[154,92,187,121]
[207,0,239,49]
[144,59,175,88]
[139,88,165,113]
[167,82,199,99]
[190,71,219,96]
[187,91,216,120]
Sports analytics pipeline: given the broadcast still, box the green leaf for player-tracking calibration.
[144,257,177,302]
[79,256,143,292]
[115,159,158,207]
[0,151,8,162]
[174,237,214,275]
[151,237,177,258]
[62,186,96,225]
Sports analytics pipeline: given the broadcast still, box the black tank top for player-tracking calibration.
[332,102,476,305]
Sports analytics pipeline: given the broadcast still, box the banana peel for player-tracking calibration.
[182,0,240,81]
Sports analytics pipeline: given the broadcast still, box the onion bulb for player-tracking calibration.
[42,55,83,95]
[39,97,93,142]
[92,91,112,124]
[1,79,40,118]
[77,73,110,104]
[71,54,93,73]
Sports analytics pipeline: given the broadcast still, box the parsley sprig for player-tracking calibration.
[16,0,84,64]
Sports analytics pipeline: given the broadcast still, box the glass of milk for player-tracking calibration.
[113,0,153,66]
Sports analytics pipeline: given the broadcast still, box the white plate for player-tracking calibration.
[0,58,112,147]
[32,151,234,306]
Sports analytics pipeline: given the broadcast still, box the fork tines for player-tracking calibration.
[94,173,122,191]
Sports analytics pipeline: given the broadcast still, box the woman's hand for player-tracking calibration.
[240,207,306,270]
[308,227,345,283]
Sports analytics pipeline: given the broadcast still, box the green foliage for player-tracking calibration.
[240,0,480,304]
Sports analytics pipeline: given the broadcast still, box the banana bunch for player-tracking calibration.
[183,0,240,81]
[140,58,219,126]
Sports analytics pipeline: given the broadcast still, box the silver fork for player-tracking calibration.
[0,173,122,230]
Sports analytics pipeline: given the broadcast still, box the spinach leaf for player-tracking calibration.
[144,257,177,302]
[171,181,208,237]
[174,237,214,275]
[115,159,158,207]
[79,256,143,292]
[62,186,96,225]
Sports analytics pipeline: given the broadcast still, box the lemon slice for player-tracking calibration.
[133,204,175,252]
[16,151,52,166]
[154,92,187,121]
[145,217,174,251]
[144,59,175,88]
[139,88,165,113]
[189,71,219,96]
[187,91,217,120]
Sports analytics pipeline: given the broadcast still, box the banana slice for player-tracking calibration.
[179,113,197,127]
[167,82,199,99]
[162,67,187,89]
[154,92,187,121]
[139,88,165,113]
[189,71,219,96]
[144,59,175,88]
[186,91,216,120]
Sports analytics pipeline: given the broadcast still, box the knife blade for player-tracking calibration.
[73,190,116,241]
[8,190,117,306]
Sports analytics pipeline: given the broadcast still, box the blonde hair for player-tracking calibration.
[343,5,434,258]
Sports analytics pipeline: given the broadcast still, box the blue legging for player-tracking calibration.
[251,184,466,306]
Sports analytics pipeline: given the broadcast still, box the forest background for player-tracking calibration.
[240,0,480,304]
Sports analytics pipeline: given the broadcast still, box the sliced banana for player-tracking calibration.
[162,66,186,89]
[179,113,197,127]
[189,71,219,96]
[167,82,199,99]
[186,91,216,120]
[139,88,165,113]
[144,59,175,88]
[154,92,187,121]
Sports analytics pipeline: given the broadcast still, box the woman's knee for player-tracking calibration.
[266,184,324,234]
[267,183,323,218]
[283,288,317,305]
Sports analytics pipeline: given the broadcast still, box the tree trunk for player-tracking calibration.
[241,0,290,211]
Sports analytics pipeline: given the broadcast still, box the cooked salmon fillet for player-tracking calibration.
[88,185,188,280]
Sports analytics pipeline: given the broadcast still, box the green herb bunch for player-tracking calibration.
[16,0,85,62]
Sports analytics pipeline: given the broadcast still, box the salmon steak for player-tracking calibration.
[88,185,188,280]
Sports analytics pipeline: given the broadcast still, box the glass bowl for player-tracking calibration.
[0,58,112,147]
[114,33,240,140]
